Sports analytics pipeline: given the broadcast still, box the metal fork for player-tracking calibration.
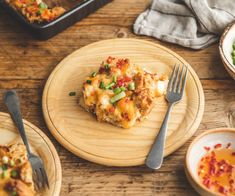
[3,90,49,189]
[146,64,188,170]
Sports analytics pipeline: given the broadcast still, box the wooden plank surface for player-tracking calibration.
[0,0,235,195]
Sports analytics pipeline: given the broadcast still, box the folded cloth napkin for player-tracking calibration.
[133,0,235,49]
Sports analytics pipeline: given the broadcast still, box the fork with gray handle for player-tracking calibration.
[3,90,49,189]
[146,64,188,170]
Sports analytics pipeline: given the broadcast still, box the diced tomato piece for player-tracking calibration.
[116,78,125,87]
[121,112,129,120]
[115,76,132,88]
[123,76,131,82]
[204,146,210,151]
[218,159,226,166]
[109,107,115,113]
[208,164,216,175]
[216,169,224,177]
[226,142,231,149]
[99,67,106,74]
[229,179,234,184]
[214,143,222,149]
[203,178,211,188]
[26,6,38,14]
[226,165,233,173]
[116,58,129,69]
[107,56,115,64]
[218,186,227,194]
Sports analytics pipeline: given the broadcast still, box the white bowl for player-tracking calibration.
[185,128,235,196]
[219,23,235,80]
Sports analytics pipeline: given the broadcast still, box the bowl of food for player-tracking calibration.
[219,22,235,80]
[185,128,235,196]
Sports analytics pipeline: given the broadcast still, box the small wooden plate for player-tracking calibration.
[42,38,205,166]
[0,112,62,196]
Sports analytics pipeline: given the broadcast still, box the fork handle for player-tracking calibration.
[145,103,173,170]
[3,90,31,155]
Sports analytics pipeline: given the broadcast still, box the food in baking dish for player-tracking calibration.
[5,0,65,23]
[79,57,168,128]
[0,143,35,196]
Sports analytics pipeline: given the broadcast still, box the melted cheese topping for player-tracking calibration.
[99,94,111,109]
[80,57,168,128]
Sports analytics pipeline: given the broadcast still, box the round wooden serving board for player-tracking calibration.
[42,38,204,167]
[0,112,62,196]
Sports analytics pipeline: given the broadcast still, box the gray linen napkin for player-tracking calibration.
[134,0,235,49]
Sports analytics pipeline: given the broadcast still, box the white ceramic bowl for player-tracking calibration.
[219,23,235,80]
[185,128,235,196]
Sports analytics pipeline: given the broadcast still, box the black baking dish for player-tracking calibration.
[0,0,112,40]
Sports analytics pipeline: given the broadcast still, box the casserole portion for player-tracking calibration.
[0,143,35,196]
[5,0,65,23]
[80,57,168,128]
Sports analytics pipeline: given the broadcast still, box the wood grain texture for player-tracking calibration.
[0,0,234,194]
[0,112,62,196]
[42,38,204,166]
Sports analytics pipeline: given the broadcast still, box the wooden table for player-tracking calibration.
[1,0,235,195]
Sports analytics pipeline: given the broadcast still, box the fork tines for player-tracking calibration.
[31,156,49,190]
[167,64,188,95]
